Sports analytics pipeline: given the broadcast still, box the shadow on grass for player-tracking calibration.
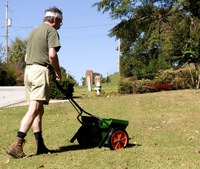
[57,144,96,152]
[26,144,91,157]
[56,142,141,153]
[55,137,141,153]
[27,143,141,157]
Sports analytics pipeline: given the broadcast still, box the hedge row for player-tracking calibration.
[118,70,195,94]
[50,80,74,99]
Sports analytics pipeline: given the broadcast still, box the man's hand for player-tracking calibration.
[55,72,62,81]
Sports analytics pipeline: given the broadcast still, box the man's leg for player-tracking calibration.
[32,102,44,133]
[32,102,52,154]
[6,100,42,158]
[20,100,43,133]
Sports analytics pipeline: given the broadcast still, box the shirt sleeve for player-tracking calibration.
[48,28,61,52]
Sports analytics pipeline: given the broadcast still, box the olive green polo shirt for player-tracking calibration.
[25,23,61,66]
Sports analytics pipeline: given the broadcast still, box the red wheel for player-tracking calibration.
[108,128,129,150]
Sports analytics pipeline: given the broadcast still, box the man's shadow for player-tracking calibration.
[28,140,141,157]
[55,140,141,153]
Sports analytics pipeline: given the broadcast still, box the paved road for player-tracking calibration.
[0,86,67,108]
[0,86,26,108]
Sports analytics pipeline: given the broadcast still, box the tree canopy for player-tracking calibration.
[9,37,27,70]
[93,0,200,85]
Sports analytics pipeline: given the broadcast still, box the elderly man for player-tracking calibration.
[6,6,63,158]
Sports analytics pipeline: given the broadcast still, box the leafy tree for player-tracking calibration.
[93,0,200,87]
[93,0,175,79]
[185,0,200,19]
[161,2,200,88]
[9,37,26,70]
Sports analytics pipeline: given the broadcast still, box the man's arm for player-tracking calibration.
[49,47,62,80]
[25,53,27,62]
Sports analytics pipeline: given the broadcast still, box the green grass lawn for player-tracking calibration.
[1,88,200,169]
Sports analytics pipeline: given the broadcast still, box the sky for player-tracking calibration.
[0,0,119,85]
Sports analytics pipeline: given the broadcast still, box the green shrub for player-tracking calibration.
[132,79,155,93]
[171,71,194,89]
[154,72,175,83]
[118,77,135,94]
[50,79,74,99]
[118,70,195,94]
[118,80,133,94]
[0,61,24,86]
[154,71,194,89]
[3,62,17,86]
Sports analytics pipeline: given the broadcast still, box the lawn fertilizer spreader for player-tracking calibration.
[55,81,129,150]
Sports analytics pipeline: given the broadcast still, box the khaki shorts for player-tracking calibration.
[24,64,50,104]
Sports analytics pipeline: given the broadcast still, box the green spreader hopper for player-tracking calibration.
[69,99,129,150]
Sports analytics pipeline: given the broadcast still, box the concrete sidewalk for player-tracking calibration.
[0,86,67,108]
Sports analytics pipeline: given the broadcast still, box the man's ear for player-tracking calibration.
[54,17,56,23]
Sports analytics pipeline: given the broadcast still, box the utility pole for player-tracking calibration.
[117,38,121,73]
[5,0,8,63]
